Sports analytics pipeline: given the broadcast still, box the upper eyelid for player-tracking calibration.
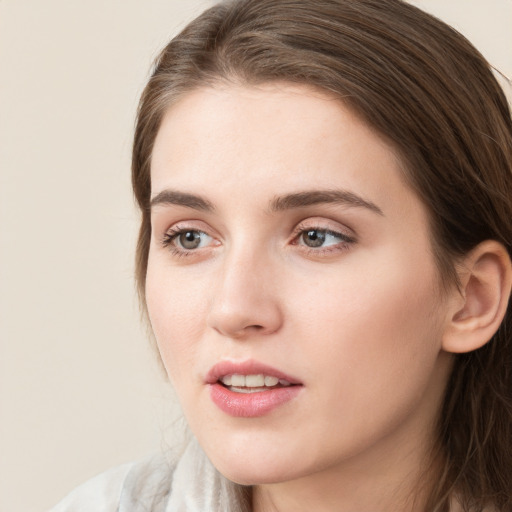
[161,220,217,237]
[292,218,356,238]
[292,229,355,248]
[163,226,213,242]
[299,228,353,239]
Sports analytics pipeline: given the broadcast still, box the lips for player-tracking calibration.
[206,360,303,417]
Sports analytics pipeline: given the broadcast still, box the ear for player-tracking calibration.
[442,240,512,354]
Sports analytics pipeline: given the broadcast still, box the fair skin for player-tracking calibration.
[145,83,509,512]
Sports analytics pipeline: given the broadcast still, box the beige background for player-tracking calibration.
[0,1,510,511]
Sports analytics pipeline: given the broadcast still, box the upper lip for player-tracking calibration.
[205,359,302,385]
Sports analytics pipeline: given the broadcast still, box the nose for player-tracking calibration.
[207,248,283,339]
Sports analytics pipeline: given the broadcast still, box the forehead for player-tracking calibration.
[152,83,345,172]
[150,83,418,219]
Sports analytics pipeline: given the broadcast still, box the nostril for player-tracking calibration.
[229,325,264,338]
[243,324,268,335]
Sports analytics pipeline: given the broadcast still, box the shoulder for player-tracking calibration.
[47,455,174,512]
[47,440,248,512]
[47,462,134,512]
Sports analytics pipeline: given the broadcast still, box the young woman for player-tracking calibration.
[51,0,512,510]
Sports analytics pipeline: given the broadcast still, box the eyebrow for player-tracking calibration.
[270,190,384,216]
[150,190,215,212]
[149,188,383,216]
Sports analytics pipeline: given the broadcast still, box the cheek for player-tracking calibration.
[145,256,211,384]
[282,253,447,456]
[298,247,439,329]
[291,247,444,388]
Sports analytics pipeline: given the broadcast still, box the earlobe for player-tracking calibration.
[442,240,512,354]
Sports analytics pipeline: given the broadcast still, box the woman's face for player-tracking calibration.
[146,84,454,486]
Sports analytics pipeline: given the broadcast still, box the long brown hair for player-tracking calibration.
[132,0,512,509]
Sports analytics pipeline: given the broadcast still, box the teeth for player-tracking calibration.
[246,374,265,387]
[265,376,279,386]
[220,374,290,388]
[230,374,245,387]
[229,387,268,394]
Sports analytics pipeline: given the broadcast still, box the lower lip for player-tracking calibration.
[209,383,302,417]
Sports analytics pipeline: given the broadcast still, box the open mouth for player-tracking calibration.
[218,373,294,393]
[210,374,302,417]
[206,360,303,416]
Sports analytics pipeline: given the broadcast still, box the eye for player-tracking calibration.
[298,228,350,248]
[162,228,215,252]
[176,230,206,250]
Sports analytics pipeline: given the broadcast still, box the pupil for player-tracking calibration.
[304,230,325,247]
[180,231,201,249]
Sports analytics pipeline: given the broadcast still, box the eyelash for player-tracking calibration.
[291,223,356,255]
[160,223,356,257]
[161,226,212,258]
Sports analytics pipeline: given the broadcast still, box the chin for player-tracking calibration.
[201,435,312,486]
[216,462,298,486]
